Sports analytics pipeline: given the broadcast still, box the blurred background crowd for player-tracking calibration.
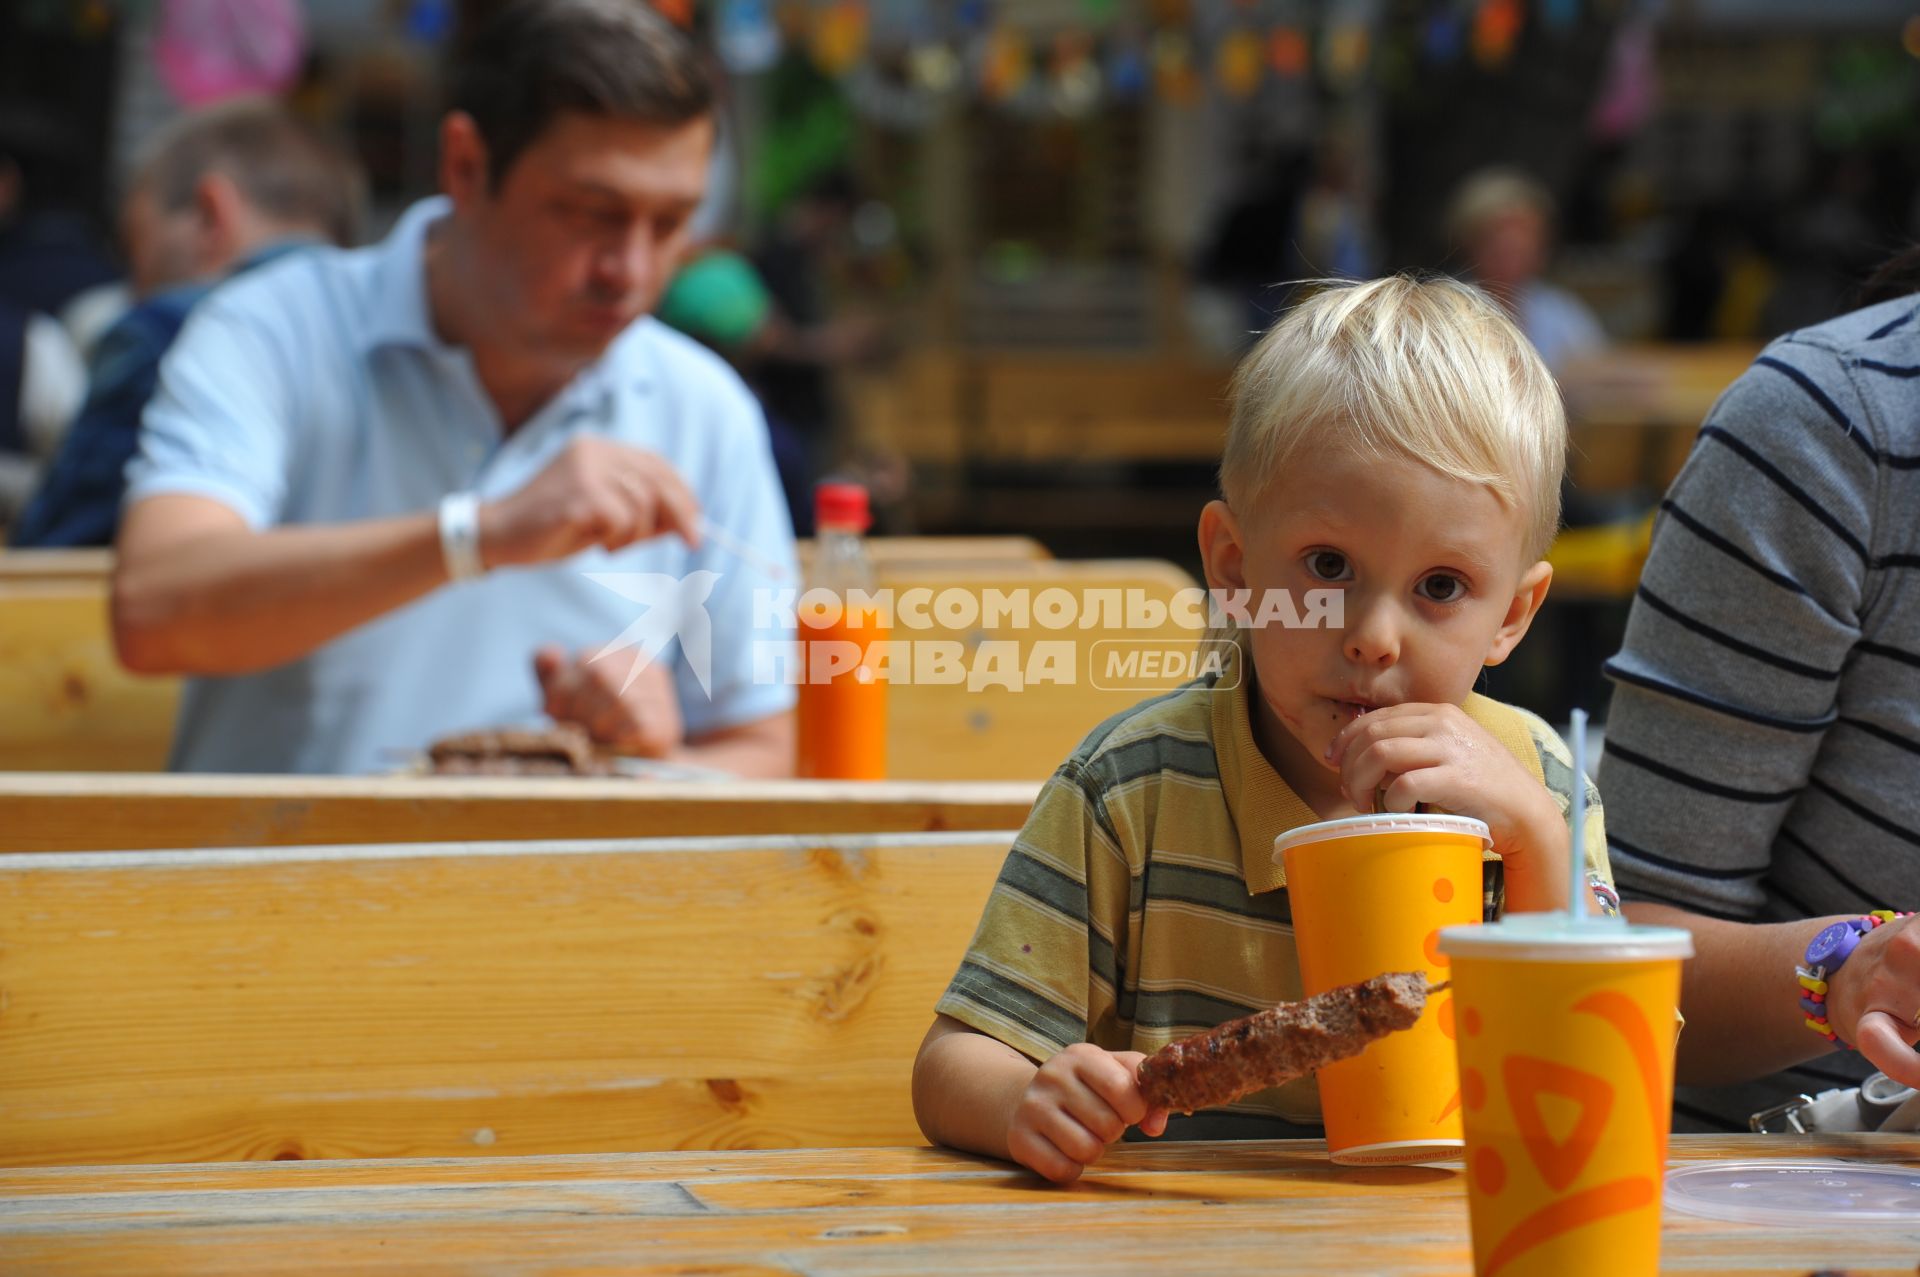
[3,0,1917,723]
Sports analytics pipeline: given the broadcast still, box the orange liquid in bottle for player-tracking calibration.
[796,605,889,779]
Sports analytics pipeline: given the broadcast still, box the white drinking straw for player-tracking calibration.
[1568,707,1588,922]
[698,515,789,582]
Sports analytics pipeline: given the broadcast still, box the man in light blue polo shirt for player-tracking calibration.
[111,0,797,776]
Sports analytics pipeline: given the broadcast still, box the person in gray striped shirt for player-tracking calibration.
[1601,287,1920,1132]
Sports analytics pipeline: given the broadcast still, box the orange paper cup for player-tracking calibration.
[1274,813,1489,1165]
[1439,916,1691,1277]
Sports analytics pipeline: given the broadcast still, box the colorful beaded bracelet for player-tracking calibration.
[1798,910,1913,1048]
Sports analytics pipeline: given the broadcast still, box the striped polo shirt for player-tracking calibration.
[937,633,1614,1139]
[1600,293,1920,1131]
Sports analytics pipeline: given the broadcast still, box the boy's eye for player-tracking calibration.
[1419,573,1466,603]
[1304,551,1350,582]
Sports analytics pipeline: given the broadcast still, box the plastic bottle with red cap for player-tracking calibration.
[796,481,888,779]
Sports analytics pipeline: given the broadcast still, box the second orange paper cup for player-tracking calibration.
[1274,813,1489,1164]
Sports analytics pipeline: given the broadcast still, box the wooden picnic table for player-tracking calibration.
[0,1134,1911,1274]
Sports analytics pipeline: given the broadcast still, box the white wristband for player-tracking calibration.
[438,492,486,583]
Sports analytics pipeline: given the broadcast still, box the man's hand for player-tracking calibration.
[1326,702,1573,911]
[1823,914,1920,1089]
[481,437,701,568]
[535,644,683,758]
[1007,1044,1169,1184]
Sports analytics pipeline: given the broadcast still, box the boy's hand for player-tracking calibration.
[1008,1044,1169,1184]
[1326,703,1569,899]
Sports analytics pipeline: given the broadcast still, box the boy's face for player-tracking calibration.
[1199,443,1551,802]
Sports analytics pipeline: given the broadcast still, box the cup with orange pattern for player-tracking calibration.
[1275,813,1489,1165]
[1438,915,1692,1277]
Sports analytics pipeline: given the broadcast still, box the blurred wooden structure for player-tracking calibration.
[849,349,1232,469]
[876,557,1200,780]
[0,546,1199,780]
[1559,342,1762,495]
[0,578,173,772]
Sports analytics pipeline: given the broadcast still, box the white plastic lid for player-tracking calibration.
[1438,912,1694,962]
[1665,1161,1920,1226]
[1272,813,1492,862]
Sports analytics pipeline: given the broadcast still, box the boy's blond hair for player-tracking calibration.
[1220,275,1565,562]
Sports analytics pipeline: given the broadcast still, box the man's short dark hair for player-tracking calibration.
[449,0,713,189]
[136,99,365,247]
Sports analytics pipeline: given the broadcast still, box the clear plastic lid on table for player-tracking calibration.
[1663,1160,1920,1226]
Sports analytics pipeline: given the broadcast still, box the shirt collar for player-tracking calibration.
[235,237,321,277]
[1213,631,1320,895]
[361,196,454,352]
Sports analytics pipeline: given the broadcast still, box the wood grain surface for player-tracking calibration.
[0,833,1013,1166]
[0,774,1041,853]
[0,1135,1911,1275]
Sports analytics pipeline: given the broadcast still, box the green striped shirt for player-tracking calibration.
[936,634,1612,1138]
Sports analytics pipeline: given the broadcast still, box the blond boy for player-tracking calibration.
[911,276,1615,1182]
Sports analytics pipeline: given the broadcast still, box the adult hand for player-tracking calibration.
[480,438,701,568]
[534,643,684,758]
[1824,915,1920,1089]
[1006,1044,1169,1185]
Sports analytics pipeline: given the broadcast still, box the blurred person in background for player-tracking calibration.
[11,98,364,548]
[110,0,797,777]
[0,108,110,525]
[653,245,812,531]
[1447,166,1607,374]
[744,168,892,523]
[1193,148,1314,340]
[0,108,117,319]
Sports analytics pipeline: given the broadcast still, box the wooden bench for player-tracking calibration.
[0,557,1200,780]
[875,558,1201,780]
[0,830,1015,1166]
[0,547,115,587]
[0,774,1040,853]
[0,580,173,771]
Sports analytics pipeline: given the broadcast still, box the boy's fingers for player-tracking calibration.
[1007,1126,1084,1185]
[1139,1107,1169,1138]
[1058,1079,1128,1145]
[1080,1052,1151,1127]
[1031,1105,1107,1168]
[1325,705,1426,765]
[1340,737,1445,808]
[1379,773,1432,815]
